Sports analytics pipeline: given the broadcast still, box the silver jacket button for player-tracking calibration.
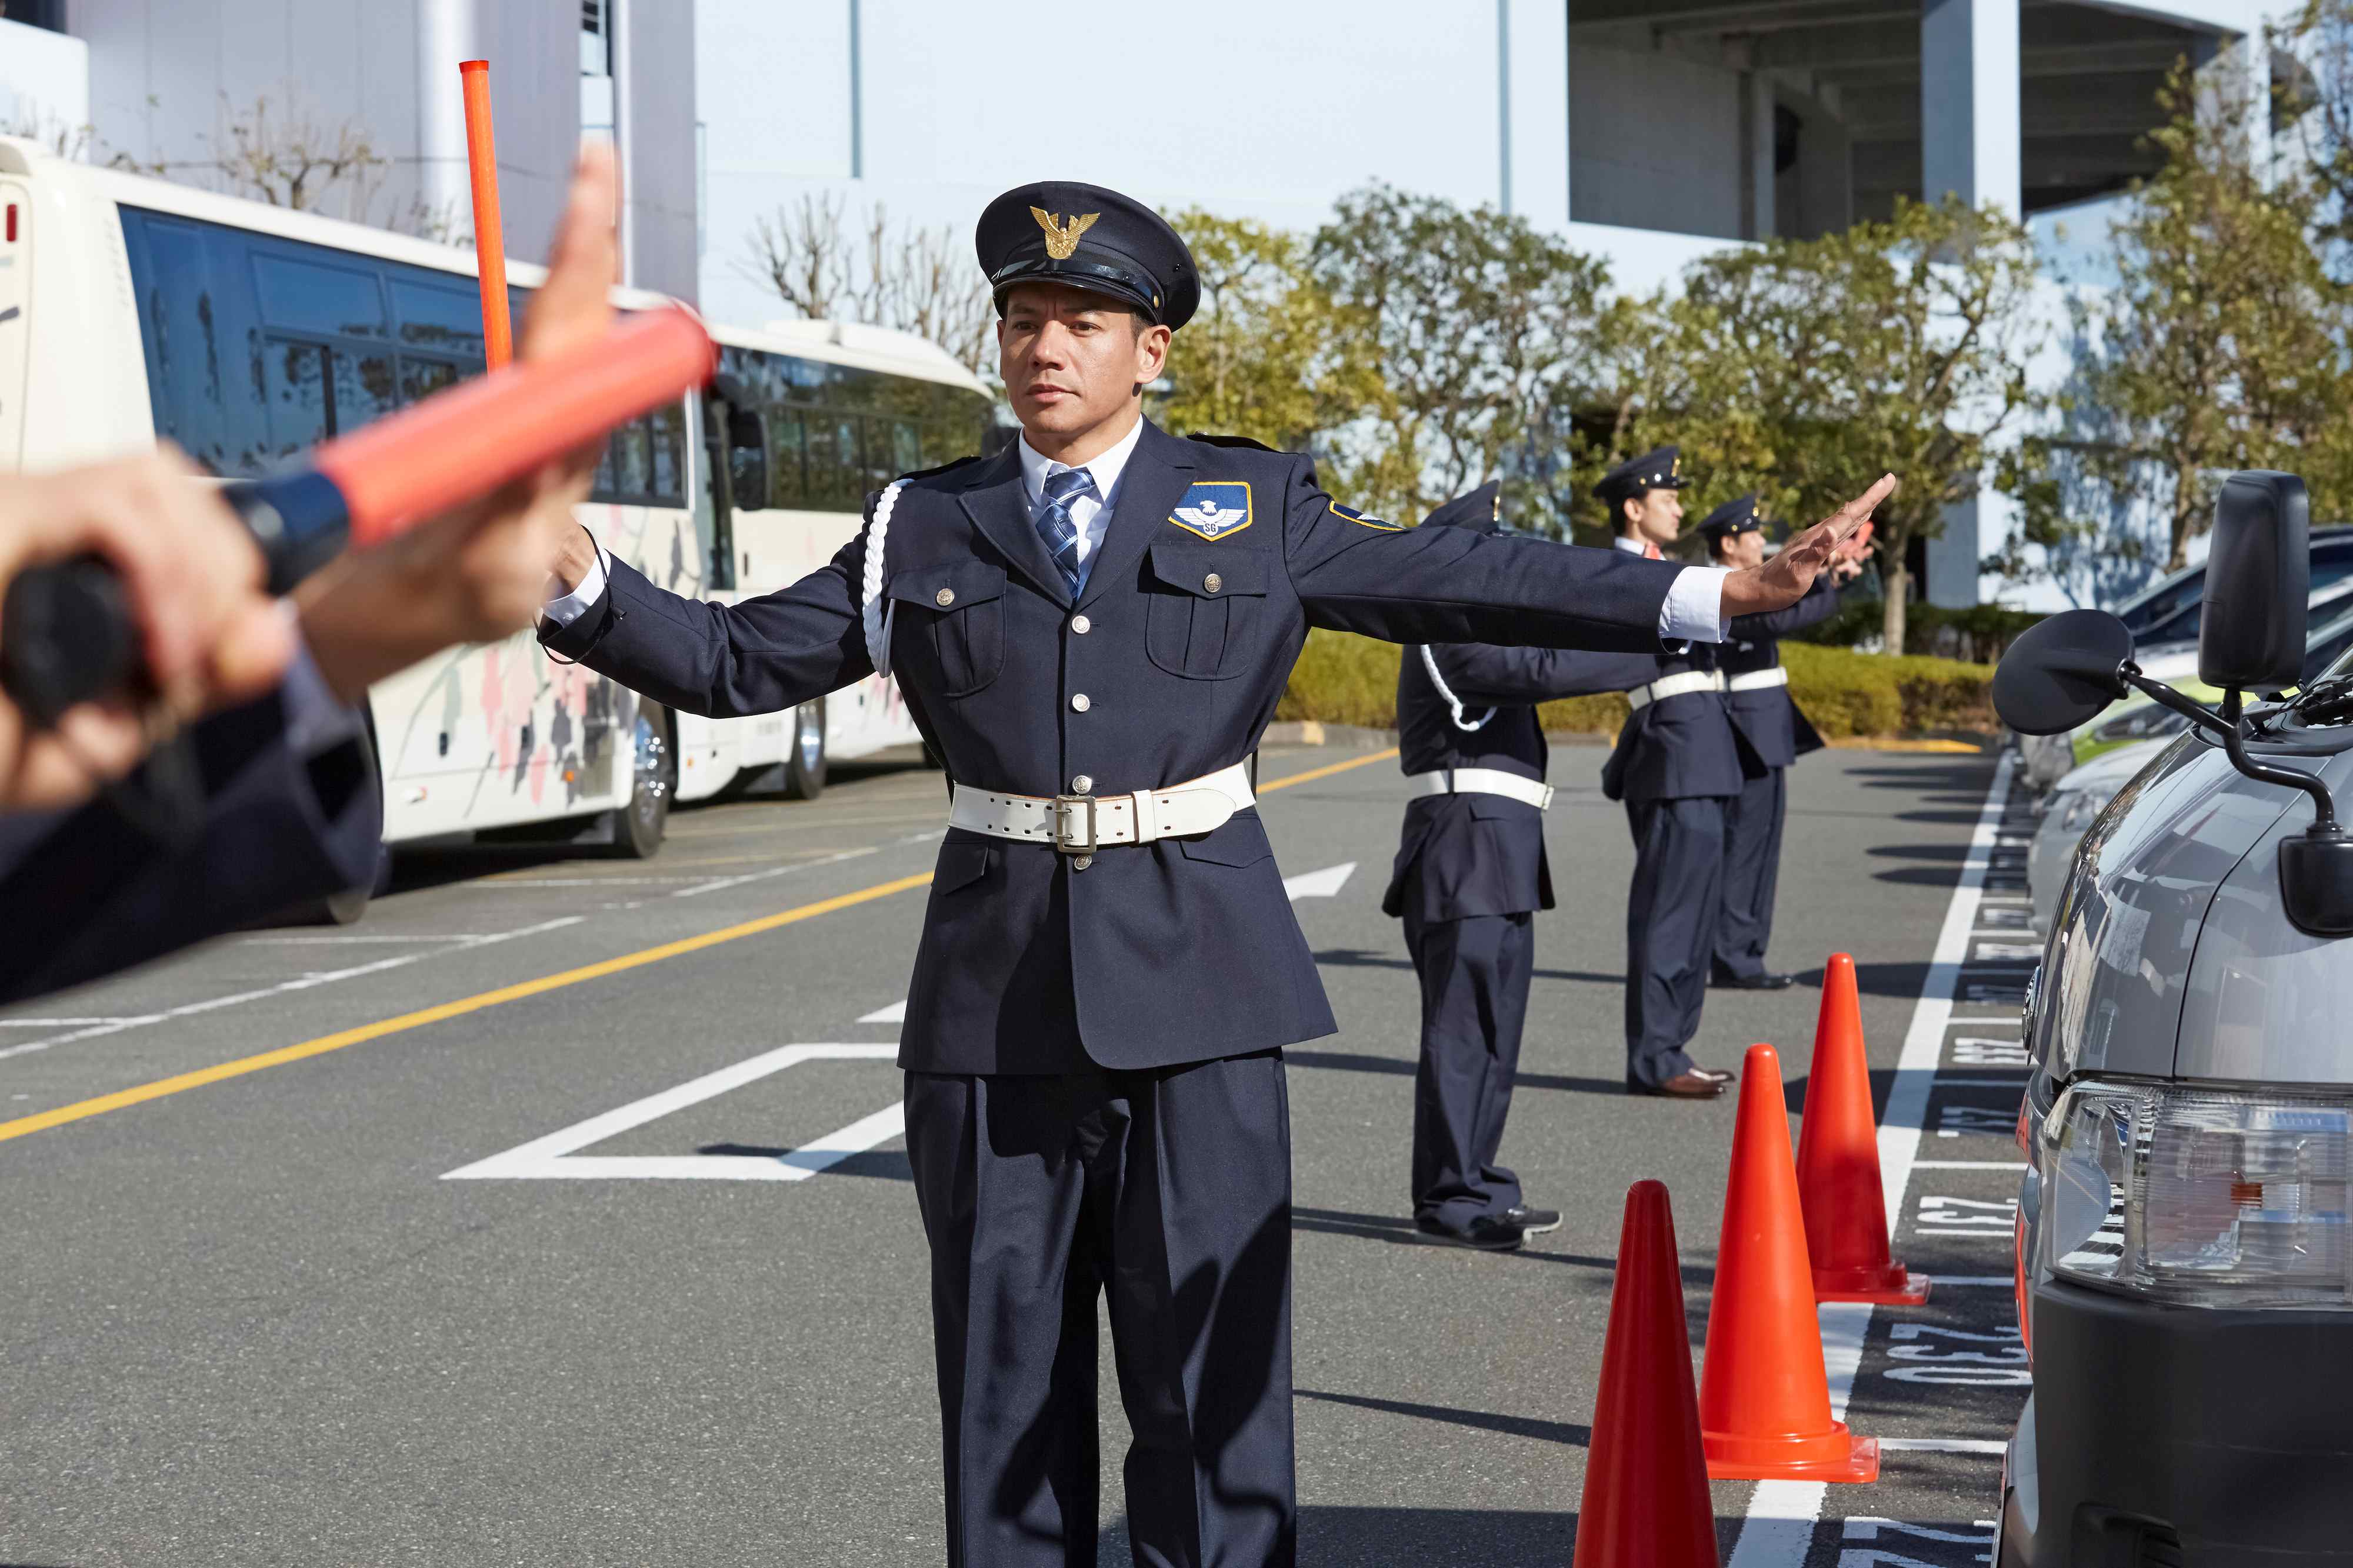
[1204,572,1222,594]
[935,587,956,607]
[1071,693,1091,712]
[1071,775,1094,794]
[1071,614,1092,634]
[1072,855,1094,871]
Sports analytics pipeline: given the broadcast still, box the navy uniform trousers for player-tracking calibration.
[541,419,1682,1566]
[1385,640,1657,1233]
[1601,643,1749,1087]
[1,645,381,1004]
[1713,580,1846,982]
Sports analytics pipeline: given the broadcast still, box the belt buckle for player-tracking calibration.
[1051,795,1098,855]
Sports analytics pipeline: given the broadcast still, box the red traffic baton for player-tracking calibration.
[0,305,716,725]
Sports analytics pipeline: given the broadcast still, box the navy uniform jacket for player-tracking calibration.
[1720,579,1847,769]
[541,419,1682,1075]
[1383,642,1658,923]
[1598,638,1751,804]
[0,650,381,1003]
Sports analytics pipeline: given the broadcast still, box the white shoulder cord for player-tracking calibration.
[1418,644,1495,732]
[861,479,907,677]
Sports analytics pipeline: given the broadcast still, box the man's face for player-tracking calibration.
[1715,529,1765,571]
[1623,486,1683,548]
[995,283,1171,442]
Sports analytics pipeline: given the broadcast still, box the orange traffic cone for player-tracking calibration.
[1574,1180,1716,1568]
[1797,953,1929,1305]
[1699,1043,1879,1482]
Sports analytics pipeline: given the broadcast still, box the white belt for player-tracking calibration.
[948,761,1254,855]
[1726,666,1789,693]
[1405,767,1554,810]
[1627,670,1726,710]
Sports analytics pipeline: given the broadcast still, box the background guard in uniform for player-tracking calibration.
[537,184,1884,1568]
[1702,493,1867,990]
[1384,482,1662,1250]
[1597,446,1745,1099]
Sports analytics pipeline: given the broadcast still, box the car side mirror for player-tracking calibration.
[1992,609,2135,735]
[2201,471,2309,690]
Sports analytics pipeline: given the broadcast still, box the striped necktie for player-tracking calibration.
[1035,466,1095,593]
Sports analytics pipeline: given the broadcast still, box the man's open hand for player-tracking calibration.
[1720,475,1896,619]
[295,142,619,701]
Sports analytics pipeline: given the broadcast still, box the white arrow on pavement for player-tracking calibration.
[1283,862,1357,902]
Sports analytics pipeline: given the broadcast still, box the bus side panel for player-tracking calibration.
[731,505,922,763]
[0,179,27,471]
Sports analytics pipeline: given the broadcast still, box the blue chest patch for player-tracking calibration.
[1168,481,1255,541]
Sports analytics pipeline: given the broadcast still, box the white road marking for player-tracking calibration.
[0,917,583,1064]
[1912,1160,2027,1170]
[1728,749,2015,1567]
[0,1018,133,1027]
[1875,1438,2007,1455]
[442,1042,902,1182]
[1283,862,1357,900]
[858,1000,908,1025]
[238,934,499,945]
[671,843,880,898]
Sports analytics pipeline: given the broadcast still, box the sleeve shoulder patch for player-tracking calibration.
[1329,500,1407,532]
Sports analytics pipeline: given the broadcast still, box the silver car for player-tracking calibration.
[1994,471,2353,1566]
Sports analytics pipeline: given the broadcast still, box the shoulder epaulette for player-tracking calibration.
[1185,433,1295,456]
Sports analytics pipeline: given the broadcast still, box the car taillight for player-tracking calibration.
[5,205,16,244]
[2045,1080,2353,1308]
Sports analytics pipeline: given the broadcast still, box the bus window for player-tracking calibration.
[399,358,462,403]
[333,350,397,429]
[251,253,388,339]
[648,401,686,503]
[391,278,486,358]
[263,341,331,457]
[890,418,921,476]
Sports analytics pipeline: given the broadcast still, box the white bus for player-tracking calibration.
[0,138,998,905]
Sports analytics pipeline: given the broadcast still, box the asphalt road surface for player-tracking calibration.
[0,740,2029,1567]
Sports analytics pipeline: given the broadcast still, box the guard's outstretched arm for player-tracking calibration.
[538,525,871,719]
[1431,642,1659,706]
[1282,465,1682,652]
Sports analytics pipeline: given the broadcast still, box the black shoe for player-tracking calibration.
[1627,1069,1729,1099]
[1415,1215,1527,1251]
[1712,968,1795,990]
[1502,1205,1562,1236]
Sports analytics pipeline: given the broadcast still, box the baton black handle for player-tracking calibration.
[0,473,350,725]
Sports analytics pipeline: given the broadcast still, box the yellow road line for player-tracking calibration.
[1258,747,1399,792]
[0,872,934,1147]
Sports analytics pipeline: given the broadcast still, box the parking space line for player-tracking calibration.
[1914,1160,2026,1170]
[0,873,934,1147]
[1729,749,2015,1567]
[0,917,585,1065]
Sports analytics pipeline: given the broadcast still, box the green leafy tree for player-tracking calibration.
[1309,184,1616,531]
[1152,210,1394,500]
[2074,62,2353,576]
[1668,196,2043,651]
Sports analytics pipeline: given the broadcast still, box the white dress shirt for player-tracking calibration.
[1014,417,1141,592]
[1615,533,1728,644]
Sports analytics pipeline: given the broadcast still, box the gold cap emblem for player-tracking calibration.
[1030,206,1100,261]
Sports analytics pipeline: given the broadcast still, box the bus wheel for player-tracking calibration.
[784,698,826,800]
[614,701,675,859]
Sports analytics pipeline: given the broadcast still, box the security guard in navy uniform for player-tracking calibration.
[1701,493,1865,990]
[1384,482,1662,1250]
[1597,446,1745,1099]
[537,184,1878,1567]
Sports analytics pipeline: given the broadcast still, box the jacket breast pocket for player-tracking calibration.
[1144,540,1271,680]
[888,562,1008,698]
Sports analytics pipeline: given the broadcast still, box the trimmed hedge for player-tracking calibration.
[1276,629,1995,739]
